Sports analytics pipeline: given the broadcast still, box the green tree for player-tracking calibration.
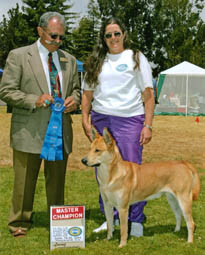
[71,0,100,62]
[22,0,77,52]
[95,0,154,58]
[0,0,77,68]
[72,17,98,62]
[0,4,30,67]
[151,0,205,76]
[90,0,205,76]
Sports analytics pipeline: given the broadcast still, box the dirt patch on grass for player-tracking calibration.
[0,106,205,172]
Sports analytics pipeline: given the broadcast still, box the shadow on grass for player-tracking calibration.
[30,209,189,244]
[84,208,189,243]
[31,211,50,231]
[86,225,188,244]
[85,208,104,222]
[143,224,188,239]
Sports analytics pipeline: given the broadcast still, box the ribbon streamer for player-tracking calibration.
[40,97,65,161]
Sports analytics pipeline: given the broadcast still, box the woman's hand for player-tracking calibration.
[140,126,152,146]
[82,121,92,142]
[64,96,77,113]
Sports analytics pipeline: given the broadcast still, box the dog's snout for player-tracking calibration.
[81,157,88,166]
[81,157,101,167]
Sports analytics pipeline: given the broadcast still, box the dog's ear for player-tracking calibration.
[103,128,113,145]
[91,126,100,141]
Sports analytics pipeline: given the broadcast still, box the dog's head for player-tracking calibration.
[81,126,117,167]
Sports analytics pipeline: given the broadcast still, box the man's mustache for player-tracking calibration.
[45,40,62,46]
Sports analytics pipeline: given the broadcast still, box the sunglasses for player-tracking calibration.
[49,33,65,40]
[43,29,65,40]
[104,31,122,39]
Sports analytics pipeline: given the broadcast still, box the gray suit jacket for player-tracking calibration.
[0,42,81,154]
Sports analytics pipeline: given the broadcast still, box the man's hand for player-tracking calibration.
[35,94,54,108]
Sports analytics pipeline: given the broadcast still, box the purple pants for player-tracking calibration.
[91,111,147,223]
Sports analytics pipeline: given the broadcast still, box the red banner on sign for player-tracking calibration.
[52,206,84,220]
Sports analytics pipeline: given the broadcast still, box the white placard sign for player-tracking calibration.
[50,205,85,250]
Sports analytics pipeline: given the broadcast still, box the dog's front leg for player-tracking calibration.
[103,201,114,240]
[118,207,129,248]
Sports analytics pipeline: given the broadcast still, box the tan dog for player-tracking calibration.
[81,127,201,247]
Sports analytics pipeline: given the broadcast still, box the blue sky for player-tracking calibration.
[0,0,89,21]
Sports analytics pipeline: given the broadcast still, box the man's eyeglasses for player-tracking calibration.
[104,31,122,39]
[43,29,65,40]
[49,33,65,40]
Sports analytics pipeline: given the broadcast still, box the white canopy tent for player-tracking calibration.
[155,61,205,116]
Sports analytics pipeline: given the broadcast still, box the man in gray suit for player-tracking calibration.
[0,12,81,237]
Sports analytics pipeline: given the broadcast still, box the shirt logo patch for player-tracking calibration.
[116,64,128,72]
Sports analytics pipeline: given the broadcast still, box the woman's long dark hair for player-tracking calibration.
[84,17,140,88]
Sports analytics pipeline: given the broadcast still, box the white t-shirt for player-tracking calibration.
[83,49,153,117]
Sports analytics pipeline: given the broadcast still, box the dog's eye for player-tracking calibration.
[95,149,100,152]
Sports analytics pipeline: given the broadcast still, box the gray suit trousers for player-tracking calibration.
[8,149,68,232]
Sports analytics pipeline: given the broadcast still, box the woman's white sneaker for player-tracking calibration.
[93,221,107,232]
[93,219,120,233]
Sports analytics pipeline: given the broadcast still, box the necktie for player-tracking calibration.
[48,52,61,98]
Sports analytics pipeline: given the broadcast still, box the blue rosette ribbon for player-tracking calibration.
[40,97,65,161]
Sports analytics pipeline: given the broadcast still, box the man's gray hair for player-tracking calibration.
[38,12,65,28]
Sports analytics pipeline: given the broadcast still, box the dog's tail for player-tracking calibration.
[184,161,201,201]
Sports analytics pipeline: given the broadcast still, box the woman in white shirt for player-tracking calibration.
[82,17,154,237]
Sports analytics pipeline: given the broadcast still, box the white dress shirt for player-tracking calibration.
[37,39,63,95]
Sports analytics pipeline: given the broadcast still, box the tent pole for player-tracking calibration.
[185,74,188,116]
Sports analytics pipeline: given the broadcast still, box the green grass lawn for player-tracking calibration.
[0,167,205,255]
